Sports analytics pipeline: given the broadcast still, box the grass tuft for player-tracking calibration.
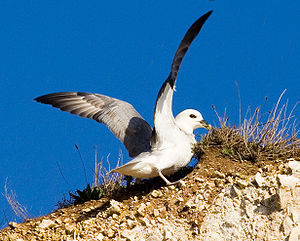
[57,149,125,208]
[3,180,30,221]
[195,91,299,162]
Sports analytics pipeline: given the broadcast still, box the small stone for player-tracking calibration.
[107,229,115,238]
[164,228,173,239]
[8,222,18,228]
[281,216,294,236]
[288,161,300,178]
[214,179,222,187]
[38,219,55,229]
[157,217,163,223]
[96,233,104,240]
[81,208,91,213]
[55,218,62,224]
[290,207,299,223]
[125,214,135,220]
[185,199,196,208]
[225,176,233,184]
[63,217,72,223]
[195,177,204,182]
[236,179,248,188]
[212,170,225,179]
[106,200,121,216]
[64,223,75,235]
[177,180,186,188]
[254,172,266,187]
[151,190,162,198]
[121,230,133,240]
[153,209,160,217]
[278,174,299,189]
[127,219,137,229]
[288,225,300,241]
[140,217,150,227]
[178,197,184,202]
[137,203,146,216]
[229,185,240,198]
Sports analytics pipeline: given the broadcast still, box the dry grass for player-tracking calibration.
[57,148,125,208]
[195,90,299,162]
[58,91,299,208]
[3,180,30,221]
[92,148,124,198]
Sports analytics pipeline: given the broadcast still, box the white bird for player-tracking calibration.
[35,11,213,185]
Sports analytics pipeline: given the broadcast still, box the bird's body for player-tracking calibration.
[113,113,197,178]
[35,11,213,185]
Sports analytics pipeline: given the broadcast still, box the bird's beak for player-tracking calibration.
[200,120,212,130]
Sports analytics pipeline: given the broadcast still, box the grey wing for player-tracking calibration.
[34,92,152,157]
[151,11,213,147]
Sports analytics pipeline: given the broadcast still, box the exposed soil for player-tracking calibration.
[0,147,299,241]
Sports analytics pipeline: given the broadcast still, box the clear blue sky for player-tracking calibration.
[0,1,299,226]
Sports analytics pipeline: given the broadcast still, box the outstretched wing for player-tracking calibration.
[35,92,152,157]
[151,11,212,148]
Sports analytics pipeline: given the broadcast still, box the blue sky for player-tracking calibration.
[0,1,299,226]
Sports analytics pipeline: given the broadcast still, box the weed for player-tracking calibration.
[57,148,124,208]
[3,180,29,221]
[195,91,299,162]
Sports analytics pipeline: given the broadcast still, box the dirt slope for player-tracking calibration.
[1,148,299,241]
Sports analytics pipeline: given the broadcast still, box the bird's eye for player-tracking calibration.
[189,114,197,118]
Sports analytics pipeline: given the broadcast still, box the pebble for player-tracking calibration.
[38,219,55,229]
[177,180,186,188]
[8,222,18,228]
[106,200,121,215]
[127,219,137,229]
[277,175,298,188]
[107,229,115,238]
[288,160,300,178]
[121,229,133,240]
[212,170,226,179]
[229,185,240,198]
[236,179,248,188]
[153,209,160,217]
[141,217,150,227]
[254,172,266,187]
[195,177,204,182]
[164,228,173,239]
[137,203,146,216]
[151,190,162,198]
[96,233,104,240]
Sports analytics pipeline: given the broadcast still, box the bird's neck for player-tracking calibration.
[176,121,195,136]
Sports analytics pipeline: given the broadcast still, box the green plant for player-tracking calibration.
[57,149,125,209]
[69,184,104,205]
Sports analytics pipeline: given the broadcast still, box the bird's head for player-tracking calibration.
[175,109,212,134]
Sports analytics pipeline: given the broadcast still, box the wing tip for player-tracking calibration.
[34,95,45,103]
[201,10,213,23]
[34,92,78,103]
[34,93,54,104]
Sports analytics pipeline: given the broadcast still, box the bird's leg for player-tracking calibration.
[124,175,133,189]
[157,170,181,186]
[135,178,142,184]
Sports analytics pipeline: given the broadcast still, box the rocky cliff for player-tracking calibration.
[1,147,299,241]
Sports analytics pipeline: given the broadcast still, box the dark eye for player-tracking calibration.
[189,114,197,118]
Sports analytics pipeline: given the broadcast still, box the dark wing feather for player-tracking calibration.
[35,92,152,157]
[151,11,213,147]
